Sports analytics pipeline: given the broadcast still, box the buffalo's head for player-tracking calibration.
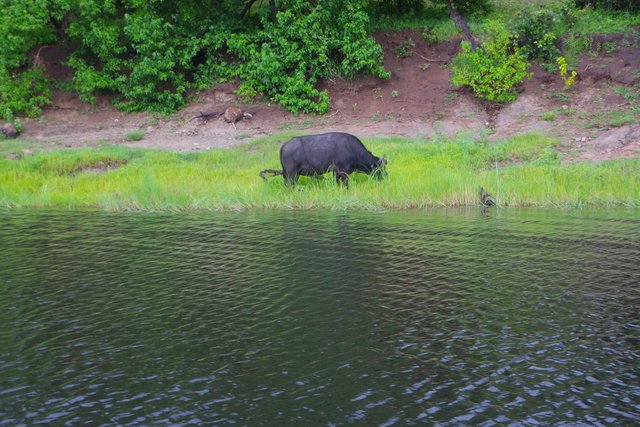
[371,156,388,180]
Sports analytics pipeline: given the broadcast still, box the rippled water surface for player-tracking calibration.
[1,209,639,425]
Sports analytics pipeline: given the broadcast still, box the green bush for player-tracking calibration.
[66,1,223,114]
[510,2,576,61]
[0,68,52,119]
[62,0,389,115]
[230,0,389,114]
[126,130,145,141]
[0,0,62,119]
[450,34,531,104]
[445,0,492,15]
[368,0,491,21]
[4,0,389,117]
[575,0,640,11]
[367,0,426,16]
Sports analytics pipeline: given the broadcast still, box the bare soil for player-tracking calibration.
[15,30,640,161]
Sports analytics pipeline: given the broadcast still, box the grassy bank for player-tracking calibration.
[1,133,639,211]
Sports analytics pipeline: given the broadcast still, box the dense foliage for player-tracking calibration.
[0,0,392,118]
[229,0,389,114]
[511,2,576,62]
[575,0,640,11]
[0,0,63,118]
[66,0,239,113]
[450,32,531,103]
[0,0,502,118]
[0,0,637,118]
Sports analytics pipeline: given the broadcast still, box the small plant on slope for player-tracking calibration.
[557,56,577,90]
[126,130,145,141]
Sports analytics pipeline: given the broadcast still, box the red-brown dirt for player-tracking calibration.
[14,30,640,161]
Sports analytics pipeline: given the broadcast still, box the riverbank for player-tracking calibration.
[1,133,638,211]
[8,18,639,164]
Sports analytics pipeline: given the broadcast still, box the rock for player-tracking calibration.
[619,46,640,69]
[224,107,243,123]
[242,112,253,120]
[1,123,19,138]
[591,125,640,151]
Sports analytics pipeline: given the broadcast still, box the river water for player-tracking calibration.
[1,209,639,425]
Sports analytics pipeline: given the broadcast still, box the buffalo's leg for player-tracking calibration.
[329,163,349,188]
[283,171,298,186]
[335,171,349,188]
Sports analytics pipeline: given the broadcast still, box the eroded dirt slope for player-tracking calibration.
[16,30,640,161]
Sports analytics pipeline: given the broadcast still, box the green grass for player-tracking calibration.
[584,111,640,129]
[1,133,639,211]
[546,92,571,102]
[277,119,315,131]
[126,130,145,141]
[371,8,450,31]
[615,85,640,103]
[562,8,640,63]
[422,19,461,43]
[570,8,640,36]
[541,111,556,122]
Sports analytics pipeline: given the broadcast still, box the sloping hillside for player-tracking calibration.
[18,29,640,161]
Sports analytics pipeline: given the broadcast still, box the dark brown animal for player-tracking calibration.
[260,132,386,187]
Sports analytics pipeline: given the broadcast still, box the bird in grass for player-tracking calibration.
[480,187,496,207]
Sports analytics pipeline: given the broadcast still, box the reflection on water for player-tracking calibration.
[0,209,639,425]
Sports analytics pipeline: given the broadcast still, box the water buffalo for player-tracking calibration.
[260,132,386,187]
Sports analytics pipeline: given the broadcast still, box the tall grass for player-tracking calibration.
[1,133,638,211]
[570,8,640,36]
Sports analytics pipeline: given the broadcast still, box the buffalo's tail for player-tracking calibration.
[259,169,284,181]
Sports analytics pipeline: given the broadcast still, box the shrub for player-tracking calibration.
[13,118,25,134]
[575,0,640,12]
[448,0,492,15]
[394,38,415,58]
[422,20,459,43]
[511,2,576,61]
[229,0,389,115]
[0,68,52,119]
[66,4,216,114]
[65,0,388,116]
[557,56,577,90]
[0,0,59,119]
[450,34,531,104]
[126,130,145,141]
[367,0,425,16]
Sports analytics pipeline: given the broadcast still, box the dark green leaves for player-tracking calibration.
[1,0,389,116]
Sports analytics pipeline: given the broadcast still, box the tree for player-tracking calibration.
[0,0,72,118]
[230,0,388,114]
[0,0,390,116]
[443,0,481,50]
